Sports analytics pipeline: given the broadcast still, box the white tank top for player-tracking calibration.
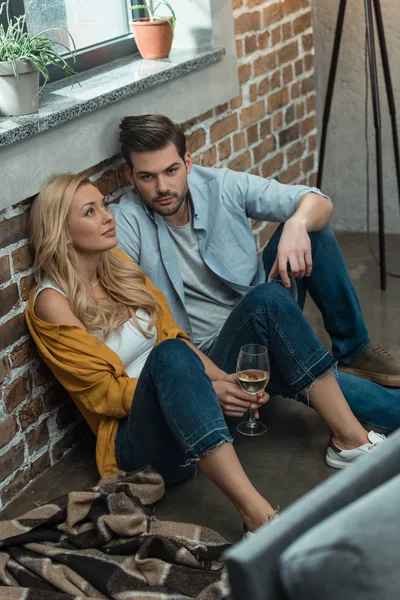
[34,279,157,379]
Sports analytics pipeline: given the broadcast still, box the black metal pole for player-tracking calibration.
[317,0,347,189]
[365,0,386,290]
[373,0,400,212]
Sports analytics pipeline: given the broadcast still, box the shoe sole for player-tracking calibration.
[338,365,400,388]
[325,455,351,469]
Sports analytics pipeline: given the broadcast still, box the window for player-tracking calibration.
[1,0,145,81]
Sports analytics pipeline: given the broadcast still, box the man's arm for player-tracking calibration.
[269,191,334,286]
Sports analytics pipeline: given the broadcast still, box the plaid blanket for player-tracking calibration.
[0,467,231,599]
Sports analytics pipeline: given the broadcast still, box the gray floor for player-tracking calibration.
[1,232,399,544]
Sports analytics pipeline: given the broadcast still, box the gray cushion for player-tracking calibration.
[280,473,400,600]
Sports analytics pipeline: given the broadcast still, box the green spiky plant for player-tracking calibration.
[130,1,177,32]
[0,0,78,102]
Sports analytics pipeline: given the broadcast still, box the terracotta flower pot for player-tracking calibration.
[130,17,173,60]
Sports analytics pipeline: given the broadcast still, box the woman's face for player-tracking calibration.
[67,184,117,254]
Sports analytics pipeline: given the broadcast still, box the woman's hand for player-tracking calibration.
[213,373,269,417]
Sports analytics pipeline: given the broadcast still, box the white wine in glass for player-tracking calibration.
[236,344,270,436]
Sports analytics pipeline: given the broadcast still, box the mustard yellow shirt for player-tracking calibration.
[25,252,189,478]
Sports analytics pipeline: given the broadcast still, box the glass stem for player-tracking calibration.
[248,408,256,424]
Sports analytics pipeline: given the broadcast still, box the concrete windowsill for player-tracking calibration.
[0,46,225,149]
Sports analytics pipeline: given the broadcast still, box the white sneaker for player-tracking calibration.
[325,431,386,469]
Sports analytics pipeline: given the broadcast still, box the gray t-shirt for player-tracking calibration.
[166,218,240,351]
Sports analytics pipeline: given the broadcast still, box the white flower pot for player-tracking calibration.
[0,60,39,117]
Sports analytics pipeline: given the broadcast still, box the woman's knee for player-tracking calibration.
[152,338,202,370]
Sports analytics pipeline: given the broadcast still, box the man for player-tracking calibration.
[111,113,400,428]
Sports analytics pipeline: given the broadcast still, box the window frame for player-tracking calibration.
[0,0,146,83]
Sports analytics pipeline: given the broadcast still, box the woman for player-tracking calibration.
[27,173,385,534]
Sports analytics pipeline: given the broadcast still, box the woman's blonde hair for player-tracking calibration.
[30,173,161,338]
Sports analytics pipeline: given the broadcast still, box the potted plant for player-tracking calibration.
[130,1,176,60]
[0,0,78,117]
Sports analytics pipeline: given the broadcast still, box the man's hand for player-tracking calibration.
[213,373,269,418]
[269,217,312,287]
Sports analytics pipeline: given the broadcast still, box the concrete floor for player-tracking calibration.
[1,232,400,544]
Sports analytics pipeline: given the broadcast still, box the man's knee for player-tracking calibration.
[244,282,294,314]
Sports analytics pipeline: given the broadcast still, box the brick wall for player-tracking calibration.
[0,0,317,509]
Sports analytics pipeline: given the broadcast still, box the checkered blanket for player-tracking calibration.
[0,467,230,599]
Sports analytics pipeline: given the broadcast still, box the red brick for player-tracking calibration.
[273,112,283,131]
[268,88,289,112]
[187,128,206,154]
[280,161,301,184]
[117,163,131,187]
[199,147,217,168]
[240,100,265,128]
[293,12,312,35]
[283,64,294,85]
[230,91,243,110]
[0,284,19,318]
[0,416,17,449]
[253,136,275,163]
[0,451,50,507]
[233,131,246,152]
[0,313,28,352]
[232,0,243,8]
[245,34,257,55]
[278,41,299,64]
[302,154,315,173]
[10,338,37,368]
[0,355,10,383]
[51,422,88,463]
[41,384,69,412]
[182,116,199,132]
[0,255,11,284]
[262,153,284,178]
[279,123,300,146]
[257,30,269,50]
[12,244,33,273]
[253,52,277,76]
[26,420,49,454]
[4,374,31,412]
[0,212,29,249]
[308,134,317,152]
[218,138,232,162]
[282,0,303,14]
[228,150,252,172]
[260,118,272,138]
[271,26,281,46]
[263,3,282,25]
[259,222,280,247]
[287,141,306,163]
[308,172,318,186]
[0,442,24,481]
[302,33,313,51]
[247,125,259,146]
[33,361,55,388]
[215,102,229,116]
[282,22,292,41]
[210,114,239,143]
[94,170,118,197]
[306,95,316,114]
[19,395,45,430]
[238,63,251,83]
[302,75,315,95]
[285,104,295,125]
[20,274,34,301]
[247,0,265,5]
[235,11,261,35]
[270,71,281,90]
[296,101,305,119]
[250,167,260,176]
[197,109,214,122]
[247,84,256,103]
[304,53,313,72]
[291,81,301,99]
[301,115,316,136]
[258,75,270,96]
[236,39,243,59]
[56,403,79,431]
[295,58,303,76]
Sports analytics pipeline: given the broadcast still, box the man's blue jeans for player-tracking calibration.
[208,224,400,433]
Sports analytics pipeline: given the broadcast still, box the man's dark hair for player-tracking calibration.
[119,114,187,169]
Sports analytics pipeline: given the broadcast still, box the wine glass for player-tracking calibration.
[236,344,270,437]
[268,270,298,302]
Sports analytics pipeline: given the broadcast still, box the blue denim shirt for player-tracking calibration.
[111,165,328,337]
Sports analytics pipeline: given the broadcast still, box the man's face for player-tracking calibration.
[128,142,192,217]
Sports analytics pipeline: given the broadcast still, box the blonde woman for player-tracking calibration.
[27,174,385,535]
